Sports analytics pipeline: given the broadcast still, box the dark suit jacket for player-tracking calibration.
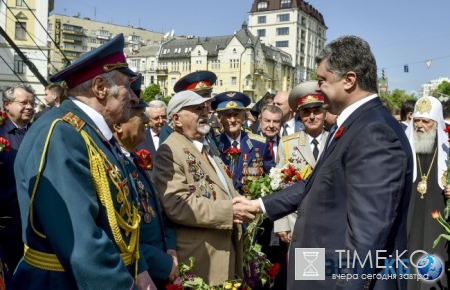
[262,97,413,290]
[137,127,157,158]
[0,118,30,274]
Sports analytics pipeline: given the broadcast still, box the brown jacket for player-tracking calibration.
[153,131,243,286]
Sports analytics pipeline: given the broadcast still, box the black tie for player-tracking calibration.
[232,140,238,148]
[312,138,319,161]
[282,124,288,136]
[109,137,125,163]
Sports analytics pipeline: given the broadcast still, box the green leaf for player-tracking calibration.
[433,234,450,248]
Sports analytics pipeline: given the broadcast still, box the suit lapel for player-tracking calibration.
[304,98,381,194]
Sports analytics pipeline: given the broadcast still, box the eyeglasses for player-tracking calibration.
[13,100,35,107]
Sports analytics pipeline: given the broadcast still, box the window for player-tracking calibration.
[129,59,139,67]
[276,27,289,35]
[232,48,237,54]
[276,41,289,47]
[15,22,26,40]
[219,80,223,86]
[150,76,154,84]
[280,0,291,8]
[197,50,201,56]
[257,29,266,37]
[231,77,237,86]
[82,46,88,51]
[257,16,266,24]
[257,2,267,10]
[16,0,26,6]
[91,30,97,36]
[277,14,290,22]
[171,78,176,87]
[14,55,24,74]
[98,30,109,37]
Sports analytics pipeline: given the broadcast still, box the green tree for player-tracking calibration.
[142,84,162,103]
[433,81,450,100]
[380,89,416,111]
[310,70,318,81]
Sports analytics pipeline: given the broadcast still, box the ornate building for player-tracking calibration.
[248,0,327,84]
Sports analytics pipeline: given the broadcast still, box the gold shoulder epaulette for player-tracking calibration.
[282,132,300,142]
[61,112,86,132]
[248,133,266,143]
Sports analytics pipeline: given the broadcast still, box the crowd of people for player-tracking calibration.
[0,33,449,290]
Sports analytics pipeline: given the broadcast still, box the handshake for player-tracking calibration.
[232,196,263,224]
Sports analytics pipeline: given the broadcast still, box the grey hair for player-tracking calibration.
[148,100,167,110]
[3,83,36,102]
[260,105,283,120]
[315,35,378,93]
[67,70,119,96]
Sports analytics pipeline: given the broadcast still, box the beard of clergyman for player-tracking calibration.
[414,125,437,154]
[197,117,211,135]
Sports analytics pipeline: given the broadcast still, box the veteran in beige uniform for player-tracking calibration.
[153,91,251,286]
[274,81,329,244]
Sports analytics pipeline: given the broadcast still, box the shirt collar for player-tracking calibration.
[225,131,242,146]
[286,117,296,129]
[307,131,324,144]
[70,96,113,140]
[336,94,378,128]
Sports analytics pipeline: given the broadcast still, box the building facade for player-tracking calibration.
[421,77,450,98]
[248,0,327,84]
[47,14,168,74]
[128,23,295,101]
[0,0,53,107]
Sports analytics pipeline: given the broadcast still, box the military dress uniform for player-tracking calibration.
[212,91,275,195]
[13,34,144,290]
[128,76,177,288]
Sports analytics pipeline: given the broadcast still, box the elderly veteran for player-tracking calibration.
[112,74,178,289]
[214,91,275,195]
[159,70,218,146]
[13,34,154,289]
[274,81,328,244]
[153,90,255,286]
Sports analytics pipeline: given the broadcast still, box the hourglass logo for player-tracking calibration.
[295,248,325,280]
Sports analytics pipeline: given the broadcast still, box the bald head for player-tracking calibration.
[273,91,293,122]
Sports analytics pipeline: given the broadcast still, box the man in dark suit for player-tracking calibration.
[137,99,167,159]
[234,35,413,290]
[273,91,304,136]
[33,83,64,121]
[0,83,35,278]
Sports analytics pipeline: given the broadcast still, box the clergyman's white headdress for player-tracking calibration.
[405,96,449,189]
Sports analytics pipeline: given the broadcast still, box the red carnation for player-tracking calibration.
[224,147,242,156]
[334,126,344,139]
[166,284,182,290]
[445,126,450,133]
[136,149,153,170]
[0,137,10,152]
[0,112,7,125]
[268,263,281,279]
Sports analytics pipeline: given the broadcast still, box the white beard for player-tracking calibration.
[414,128,437,154]
[197,120,211,135]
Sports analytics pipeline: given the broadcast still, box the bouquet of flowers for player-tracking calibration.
[0,137,10,153]
[431,211,450,251]
[166,256,243,290]
[0,112,7,126]
[242,163,311,288]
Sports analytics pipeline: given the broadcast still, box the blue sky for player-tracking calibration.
[52,0,450,97]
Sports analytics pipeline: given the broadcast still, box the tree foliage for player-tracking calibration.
[379,89,416,111]
[142,84,162,103]
[433,81,450,99]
